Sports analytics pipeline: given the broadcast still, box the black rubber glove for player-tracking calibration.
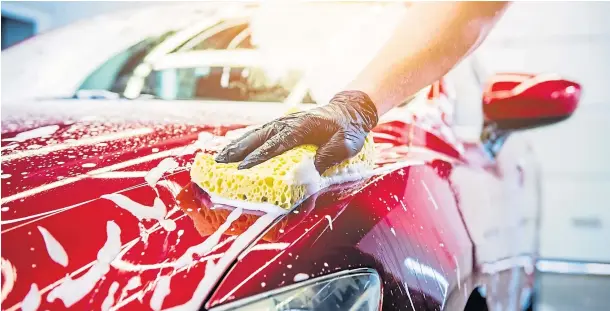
[215,90,379,174]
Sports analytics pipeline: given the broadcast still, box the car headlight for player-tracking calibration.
[212,269,382,311]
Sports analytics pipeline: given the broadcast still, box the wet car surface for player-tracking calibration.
[1,95,538,311]
[0,3,573,310]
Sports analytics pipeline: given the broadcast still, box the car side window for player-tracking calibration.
[144,66,314,103]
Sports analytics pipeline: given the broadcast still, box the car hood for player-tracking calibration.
[1,99,288,310]
[0,99,460,310]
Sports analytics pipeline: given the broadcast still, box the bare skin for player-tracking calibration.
[216,2,512,172]
[349,1,511,115]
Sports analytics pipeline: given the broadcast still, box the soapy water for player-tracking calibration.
[21,284,40,311]
[2,125,59,143]
[47,221,121,308]
[37,226,69,267]
[101,282,119,311]
[10,127,430,310]
[1,258,16,302]
[101,193,176,232]
[150,276,171,311]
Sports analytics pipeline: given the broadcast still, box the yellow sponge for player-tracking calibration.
[190,135,375,210]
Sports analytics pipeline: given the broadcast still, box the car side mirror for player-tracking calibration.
[483,73,581,131]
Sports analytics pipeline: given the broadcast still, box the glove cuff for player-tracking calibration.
[330,90,379,132]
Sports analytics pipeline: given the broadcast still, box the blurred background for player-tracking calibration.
[2,1,609,310]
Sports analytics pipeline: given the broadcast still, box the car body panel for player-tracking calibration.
[0,92,509,311]
[1,4,544,310]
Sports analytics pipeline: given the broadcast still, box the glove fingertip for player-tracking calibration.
[313,154,333,175]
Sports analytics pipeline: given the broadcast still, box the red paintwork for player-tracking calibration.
[0,81,563,310]
[483,73,581,121]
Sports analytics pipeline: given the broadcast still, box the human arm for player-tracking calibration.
[349,1,510,115]
[216,2,510,173]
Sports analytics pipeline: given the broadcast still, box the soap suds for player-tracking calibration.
[1,258,16,302]
[118,276,142,302]
[101,282,119,311]
[47,221,121,307]
[293,273,309,282]
[145,158,179,187]
[164,212,277,310]
[404,282,416,311]
[208,193,288,216]
[324,215,333,230]
[101,194,175,231]
[138,223,149,245]
[21,284,40,311]
[3,125,59,142]
[174,207,243,268]
[150,275,171,311]
[37,226,68,267]
[125,276,141,291]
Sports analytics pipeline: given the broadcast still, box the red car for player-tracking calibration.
[1,4,581,311]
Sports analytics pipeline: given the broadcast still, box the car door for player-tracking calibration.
[445,56,539,310]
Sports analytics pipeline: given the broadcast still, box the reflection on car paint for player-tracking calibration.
[0,101,536,311]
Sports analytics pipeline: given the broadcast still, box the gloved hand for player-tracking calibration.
[215,90,379,174]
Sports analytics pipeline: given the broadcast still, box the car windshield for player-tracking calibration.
[142,65,315,103]
[78,31,176,96]
[75,18,316,103]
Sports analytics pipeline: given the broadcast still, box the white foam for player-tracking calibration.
[293,273,309,282]
[145,158,179,187]
[117,276,141,302]
[3,125,59,142]
[174,207,243,268]
[207,193,288,216]
[1,258,16,302]
[164,212,277,311]
[125,276,141,291]
[21,284,40,311]
[324,215,333,230]
[138,223,149,245]
[101,194,175,231]
[150,275,171,311]
[101,282,119,311]
[47,221,121,307]
[37,226,68,267]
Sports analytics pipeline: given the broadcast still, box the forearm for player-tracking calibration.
[347,1,510,115]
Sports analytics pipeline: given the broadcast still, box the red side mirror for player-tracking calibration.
[483,73,581,130]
